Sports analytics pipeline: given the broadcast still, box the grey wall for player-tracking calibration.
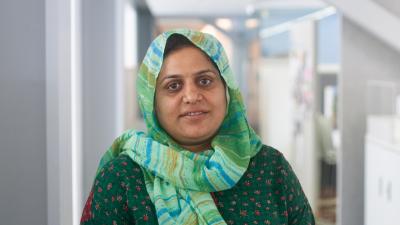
[0,1,47,225]
[339,17,400,225]
[136,7,154,63]
[81,0,123,202]
[81,1,155,204]
[373,0,400,18]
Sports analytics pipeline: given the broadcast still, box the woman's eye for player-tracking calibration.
[166,82,181,91]
[199,78,212,86]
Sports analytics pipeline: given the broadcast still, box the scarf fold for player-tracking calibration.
[97,28,262,225]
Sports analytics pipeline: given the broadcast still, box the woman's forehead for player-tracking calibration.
[159,46,219,75]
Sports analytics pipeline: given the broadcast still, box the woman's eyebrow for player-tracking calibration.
[159,74,181,83]
[194,69,217,76]
[160,69,217,83]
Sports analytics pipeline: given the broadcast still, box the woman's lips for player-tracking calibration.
[180,111,208,120]
[184,111,205,116]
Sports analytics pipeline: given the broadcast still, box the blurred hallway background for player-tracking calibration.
[1,0,400,224]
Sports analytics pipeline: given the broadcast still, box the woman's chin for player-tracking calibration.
[176,132,213,147]
[180,130,210,140]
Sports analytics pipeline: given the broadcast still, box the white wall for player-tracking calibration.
[339,17,400,225]
[0,1,47,224]
[258,58,293,161]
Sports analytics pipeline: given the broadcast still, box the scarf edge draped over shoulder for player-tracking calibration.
[97,28,263,225]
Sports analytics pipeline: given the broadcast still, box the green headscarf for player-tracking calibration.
[97,28,262,225]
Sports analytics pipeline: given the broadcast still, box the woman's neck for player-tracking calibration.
[181,142,211,153]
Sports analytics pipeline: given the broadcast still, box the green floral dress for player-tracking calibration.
[80,145,315,225]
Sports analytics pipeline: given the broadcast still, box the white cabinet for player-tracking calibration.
[365,135,400,225]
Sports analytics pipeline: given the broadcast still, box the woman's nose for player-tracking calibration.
[182,83,202,104]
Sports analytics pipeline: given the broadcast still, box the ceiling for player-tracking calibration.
[145,0,327,17]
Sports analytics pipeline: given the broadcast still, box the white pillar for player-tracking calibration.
[46,0,83,224]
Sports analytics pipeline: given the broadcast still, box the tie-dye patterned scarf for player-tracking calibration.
[97,29,262,225]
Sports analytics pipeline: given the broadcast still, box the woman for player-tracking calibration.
[80,29,315,225]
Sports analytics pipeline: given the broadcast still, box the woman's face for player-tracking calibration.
[155,46,227,152]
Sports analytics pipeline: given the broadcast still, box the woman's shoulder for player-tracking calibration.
[247,145,315,223]
[250,145,290,170]
[81,154,156,224]
[248,145,301,190]
[95,153,146,184]
[91,154,148,197]
[97,154,143,176]
[256,145,284,158]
